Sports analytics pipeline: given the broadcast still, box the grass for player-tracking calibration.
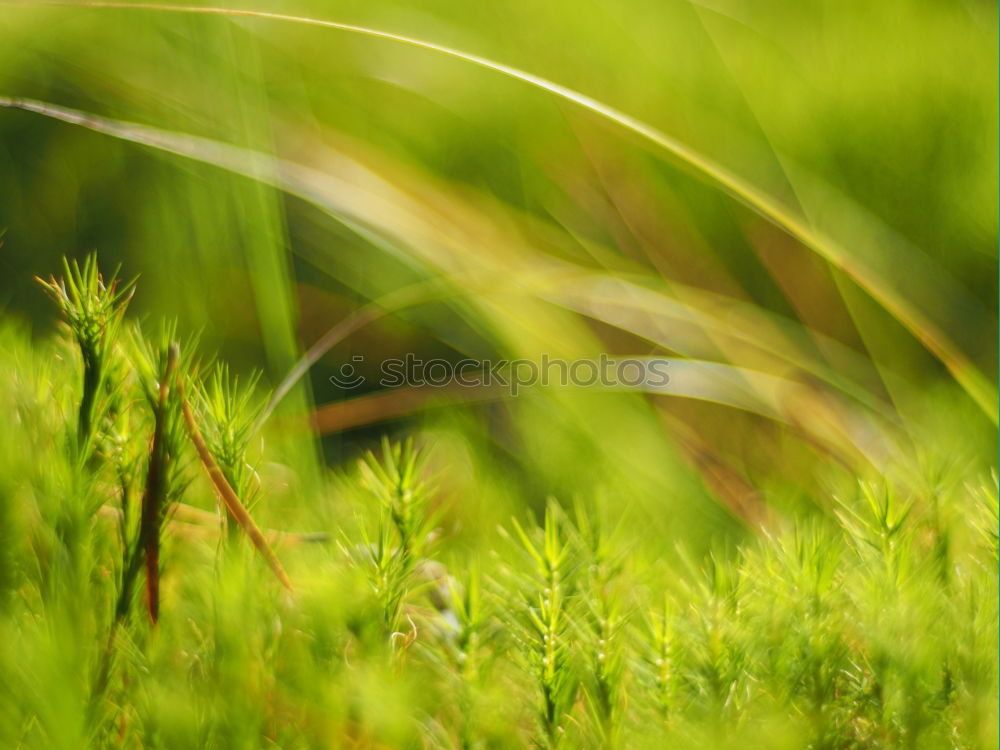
[6,2,992,420]
[0,258,992,747]
[0,1,996,747]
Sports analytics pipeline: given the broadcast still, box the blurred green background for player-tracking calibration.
[0,0,996,548]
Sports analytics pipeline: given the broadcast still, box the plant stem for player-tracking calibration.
[178,378,292,591]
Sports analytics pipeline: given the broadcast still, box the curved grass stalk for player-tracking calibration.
[516,266,899,419]
[260,276,479,428]
[0,88,908,448]
[0,93,990,423]
[2,0,994,421]
[0,93,948,442]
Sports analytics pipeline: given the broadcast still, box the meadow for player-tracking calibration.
[0,1,996,747]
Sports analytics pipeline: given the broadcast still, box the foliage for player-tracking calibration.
[0,0,996,746]
[0,262,994,747]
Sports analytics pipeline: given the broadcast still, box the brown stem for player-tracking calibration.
[178,378,293,591]
[138,345,177,623]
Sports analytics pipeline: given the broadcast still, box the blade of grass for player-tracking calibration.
[3,92,992,425]
[260,277,473,428]
[1,1,993,420]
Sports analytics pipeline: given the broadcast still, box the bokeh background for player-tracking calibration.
[0,0,996,553]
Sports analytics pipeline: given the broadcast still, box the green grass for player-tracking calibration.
[0,260,994,747]
[0,1,996,747]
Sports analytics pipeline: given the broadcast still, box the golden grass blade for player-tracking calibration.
[1,88,991,422]
[2,1,993,420]
[0,94,909,440]
[539,270,897,417]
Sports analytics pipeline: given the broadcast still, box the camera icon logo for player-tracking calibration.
[329,355,366,389]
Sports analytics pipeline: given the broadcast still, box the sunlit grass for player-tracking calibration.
[0,267,994,745]
[0,0,995,746]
